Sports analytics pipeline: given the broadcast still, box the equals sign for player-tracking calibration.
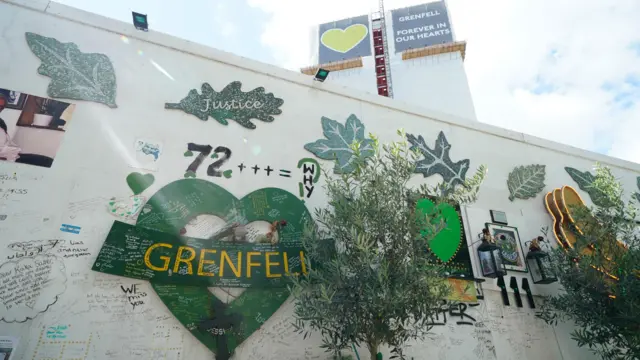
[60,224,81,234]
[279,170,291,178]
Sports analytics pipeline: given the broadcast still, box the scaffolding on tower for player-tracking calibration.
[371,0,393,98]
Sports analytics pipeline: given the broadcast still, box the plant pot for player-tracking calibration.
[33,114,53,127]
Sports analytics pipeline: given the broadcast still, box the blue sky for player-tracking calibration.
[56,0,640,163]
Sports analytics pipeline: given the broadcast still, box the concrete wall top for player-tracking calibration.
[4,0,634,172]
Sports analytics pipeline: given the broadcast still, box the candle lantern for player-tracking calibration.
[526,236,558,284]
[477,228,507,278]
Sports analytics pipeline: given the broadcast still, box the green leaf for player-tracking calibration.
[406,131,470,188]
[507,164,546,201]
[304,114,374,174]
[164,81,284,129]
[564,167,608,207]
[25,32,117,108]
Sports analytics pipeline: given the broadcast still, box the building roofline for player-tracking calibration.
[4,0,640,173]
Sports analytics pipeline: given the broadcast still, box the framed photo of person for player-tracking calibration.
[485,223,527,272]
[0,90,27,110]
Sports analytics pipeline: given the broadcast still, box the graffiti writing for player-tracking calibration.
[120,283,147,310]
[297,158,321,198]
[209,146,232,177]
[46,324,68,339]
[57,240,91,259]
[426,299,480,326]
[184,143,232,178]
[0,173,18,182]
[7,239,64,260]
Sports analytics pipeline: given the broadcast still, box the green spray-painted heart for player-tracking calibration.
[416,198,463,263]
[136,179,312,359]
[126,172,155,195]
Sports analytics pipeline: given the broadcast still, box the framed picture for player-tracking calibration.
[490,210,508,224]
[486,223,527,272]
[0,90,27,110]
[478,250,496,275]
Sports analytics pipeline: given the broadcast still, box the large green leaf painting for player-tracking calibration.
[406,131,470,188]
[25,32,117,108]
[564,167,608,207]
[507,164,546,201]
[304,114,374,174]
[165,82,284,129]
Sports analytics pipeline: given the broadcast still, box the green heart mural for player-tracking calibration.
[135,179,312,359]
[416,198,463,264]
[126,172,155,195]
[321,24,368,53]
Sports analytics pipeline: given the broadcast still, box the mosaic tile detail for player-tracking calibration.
[25,32,117,108]
[164,82,284,129]
[304,114,374,174]
[507,164,546,201]
[407,131,470,188]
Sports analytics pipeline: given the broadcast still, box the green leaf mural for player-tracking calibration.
[406,131,470,188]
[564,167,608,207]
[304,114,374,174]
[25,32,117,108]
[507,164,546,201]
[165,82,284,129]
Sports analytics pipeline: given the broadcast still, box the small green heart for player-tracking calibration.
[109,202,115,206]
[184,171,196,178]
[184,151,193,157]
[211,153,218,159]
[112,209,117,213]
[126,172,155,195]
[223,169,232,178]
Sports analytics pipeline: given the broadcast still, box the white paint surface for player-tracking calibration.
[0,1,637,359]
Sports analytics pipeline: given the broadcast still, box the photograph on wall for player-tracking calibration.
[133,137,163,171]
[2,91,27,110]
[391,2,454,53]
[0,336,18,360]
[478,250,496,275]
[0,87,75,168]
[318,14,372,64]
[486,223,527,272]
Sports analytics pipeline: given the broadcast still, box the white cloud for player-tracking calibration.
[250,0,640,164]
